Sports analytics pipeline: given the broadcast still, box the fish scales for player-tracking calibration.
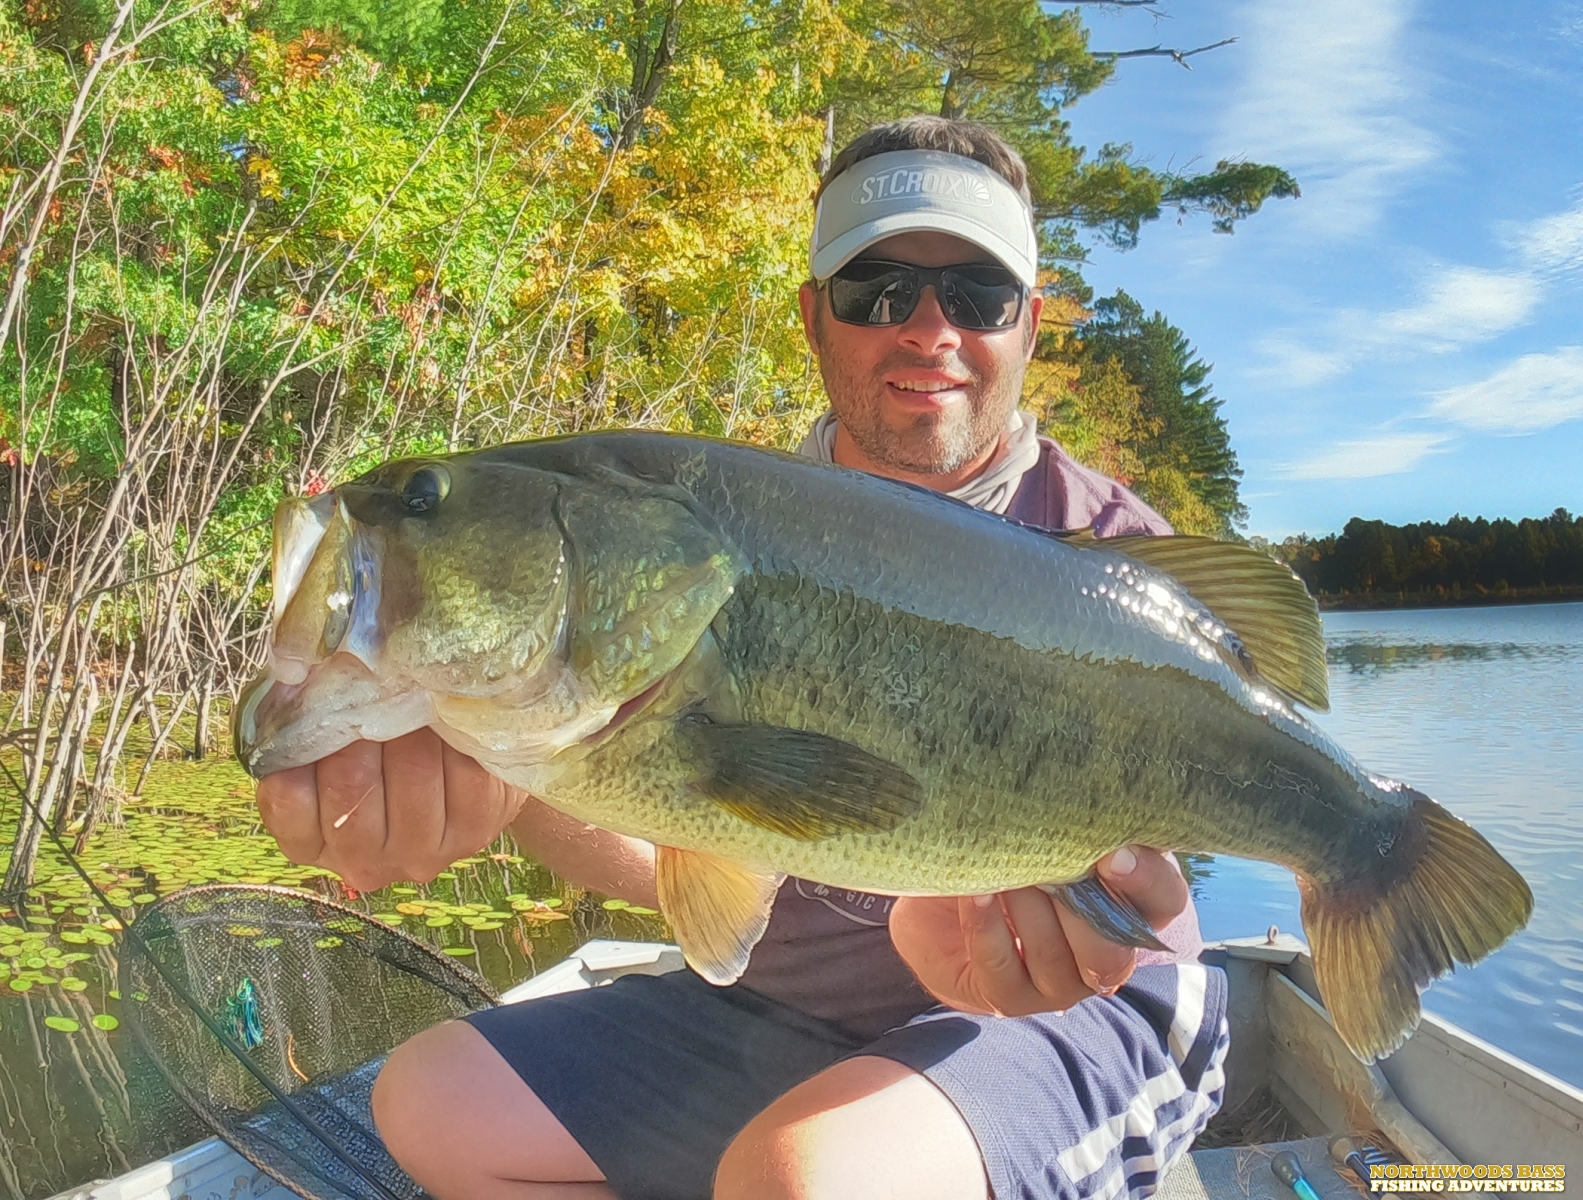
[535,565,1390,896]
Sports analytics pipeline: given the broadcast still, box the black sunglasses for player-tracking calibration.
[824,259,1027,331]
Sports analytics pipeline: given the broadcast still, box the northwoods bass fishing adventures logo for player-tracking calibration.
[1369,1165,1567,1192]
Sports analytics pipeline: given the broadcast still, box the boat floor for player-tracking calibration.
[1164,1138,1364,1200]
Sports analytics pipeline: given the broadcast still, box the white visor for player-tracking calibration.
[810,150,1038,287]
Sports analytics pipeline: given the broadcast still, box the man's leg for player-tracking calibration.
[372,1020,615,1200]
[713,1055,990,1200]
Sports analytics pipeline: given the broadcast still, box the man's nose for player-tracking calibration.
[896,285,962,356]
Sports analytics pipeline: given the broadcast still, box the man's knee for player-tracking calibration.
[372,1019,605,1197]
[713,1055,988,1200]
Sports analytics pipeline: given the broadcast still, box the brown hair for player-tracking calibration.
[818,116,1033,206]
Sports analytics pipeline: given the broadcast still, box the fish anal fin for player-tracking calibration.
[677,715,923,841]
[1041,875,1169,952]
[1063,531,1329,713]
[654,846,781,985]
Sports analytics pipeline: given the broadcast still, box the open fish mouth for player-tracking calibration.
[233,488,424,773]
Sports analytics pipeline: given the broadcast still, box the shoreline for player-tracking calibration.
[1315,588,1583,613]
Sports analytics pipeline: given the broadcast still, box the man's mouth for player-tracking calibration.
[890,380,966,393]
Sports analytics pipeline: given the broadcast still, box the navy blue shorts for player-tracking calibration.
[465,963,1228,1200]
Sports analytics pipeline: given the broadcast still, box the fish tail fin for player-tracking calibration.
[1301,790,1532,1063]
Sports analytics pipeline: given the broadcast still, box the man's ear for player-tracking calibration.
[798,281,820,354]
[1024,292,1045,363]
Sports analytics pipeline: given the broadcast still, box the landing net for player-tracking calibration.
[120,884,500,1200]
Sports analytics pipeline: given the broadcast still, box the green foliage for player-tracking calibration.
[1261,510,1583,596]
[818,0,1296,273]
[1074,291,1246,536]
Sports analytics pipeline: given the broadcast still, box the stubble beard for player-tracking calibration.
[814,314,1022,477]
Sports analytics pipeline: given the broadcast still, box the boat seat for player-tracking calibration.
[1163,1137,1363,1200]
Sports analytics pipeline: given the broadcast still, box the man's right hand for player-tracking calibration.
[256,728,526,893]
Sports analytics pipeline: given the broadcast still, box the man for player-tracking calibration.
[257,116,1228,1200]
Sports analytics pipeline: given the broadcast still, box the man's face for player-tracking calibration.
[799,230,1043,479]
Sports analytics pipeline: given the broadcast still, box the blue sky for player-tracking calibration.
[1059,0,1583,539]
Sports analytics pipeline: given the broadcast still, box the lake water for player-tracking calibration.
[1189,601,1583,1088]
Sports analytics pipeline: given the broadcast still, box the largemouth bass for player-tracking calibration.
[235,432,1532,1062]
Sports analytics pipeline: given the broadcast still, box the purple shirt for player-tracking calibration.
[735,437,1203,1040]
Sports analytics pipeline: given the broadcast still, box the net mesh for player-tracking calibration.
[119,884,500,1200]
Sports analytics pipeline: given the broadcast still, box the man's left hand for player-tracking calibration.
[889,846,1190,1016]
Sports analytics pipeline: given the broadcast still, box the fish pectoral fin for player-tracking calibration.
[1061,530,1330,713]
[677,715,923,841]
[1041,875,1169,952]
[654,845,781,985]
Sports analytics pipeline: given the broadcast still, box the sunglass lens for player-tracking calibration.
[942,266,1022,330]
[829,263,917,326]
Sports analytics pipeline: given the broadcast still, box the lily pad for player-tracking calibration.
[92,1014,119,1031]
[372,913,405,925]
[59,978,88,992]
[602,899,630,910]
[59,931,90,944]
[424,916,453,928]
[8,979,33,992]
[627,906,660,916]
[44,1016,81,1032]
[395,903,426,915]
[441,946,475,956]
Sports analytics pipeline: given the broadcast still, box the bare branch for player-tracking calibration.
[1093,37,1236,69]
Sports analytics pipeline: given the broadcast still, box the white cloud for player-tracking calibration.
[1367,266,1541,350]
[1516,199,1583,275]
[1278,432,1450,481]
[1254,265,1539,384]
[1431,347,1583,432]
[1251,337,1351,386]
[1220,0,1438,234]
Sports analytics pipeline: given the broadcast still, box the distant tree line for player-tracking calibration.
[1254,510,1583,600]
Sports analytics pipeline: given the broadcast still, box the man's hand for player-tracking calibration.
[888,846,1190,1017]
[255,728,525,892]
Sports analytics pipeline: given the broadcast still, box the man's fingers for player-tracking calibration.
[1053,901,1137,996]
[1052,845,1186,995]
[959,894,1047,1016]
[999,887,1086,1007]
[437,741,521,863]
[256,764,326,866]
[1096,845,1190,929]
[316,739,389,873]
[381,728,450,876]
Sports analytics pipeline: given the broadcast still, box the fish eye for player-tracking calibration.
[401,464,450,515]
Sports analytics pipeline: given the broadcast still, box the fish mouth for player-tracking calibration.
[234,488,409,775]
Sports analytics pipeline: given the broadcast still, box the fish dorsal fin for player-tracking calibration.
[654,845,781,985]
[1062,529,1329,712]
[677,716,923,841]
